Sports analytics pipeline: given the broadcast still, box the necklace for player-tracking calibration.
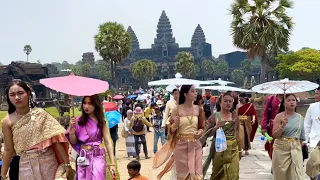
[15,111,25,117]
[184,105,194,125]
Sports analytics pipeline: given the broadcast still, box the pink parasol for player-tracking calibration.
[113,95,124,100]
[103,102,118,112]
[40,72,109,96]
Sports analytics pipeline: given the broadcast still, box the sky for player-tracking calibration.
[1,0,319,65]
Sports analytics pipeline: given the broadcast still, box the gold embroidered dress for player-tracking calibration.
[272,113,305,180]
[11,108,69,180]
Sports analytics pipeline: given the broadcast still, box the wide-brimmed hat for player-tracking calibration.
[156,100,163,106]
[134,107,143,114]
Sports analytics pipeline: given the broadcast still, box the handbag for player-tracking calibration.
[77,149,89,166]
[121,127,129,138]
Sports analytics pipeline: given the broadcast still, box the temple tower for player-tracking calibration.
[127,26,140,51]
[191,24,206,57]
[82,52,95,67]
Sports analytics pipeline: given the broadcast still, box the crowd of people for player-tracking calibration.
[1,79,320,180]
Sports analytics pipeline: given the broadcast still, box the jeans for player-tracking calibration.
[154,130,166,154]
[134,134,148,157]
[110,132,118,156]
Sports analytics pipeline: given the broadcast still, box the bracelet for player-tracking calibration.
[1,176,8,180]
[62,163,71,167]
[108,164,115,166]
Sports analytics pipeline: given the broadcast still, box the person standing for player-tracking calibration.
[144,103,156,132]
[124,110,137,158]
[66,95,116,179]
[272,94,305,180]
[130,107,153,161]
[202,89,216,119]
[304,87,320,148]
[261,94,283,160]
[153,108,166,154]
[162,89,179,138]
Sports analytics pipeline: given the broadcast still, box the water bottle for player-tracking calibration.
[260,135,266,147]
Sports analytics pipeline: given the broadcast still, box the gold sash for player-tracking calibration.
[11,108,66,155]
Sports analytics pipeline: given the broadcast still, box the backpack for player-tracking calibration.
[132,117,144,132]
[203,99,212,118]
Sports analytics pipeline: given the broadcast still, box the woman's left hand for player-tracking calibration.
[61,166,72,178]
[194,129,203,139]
[239,152,242,160]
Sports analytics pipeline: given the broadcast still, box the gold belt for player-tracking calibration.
[281,137,297,142]
[81,144,103,151]
[20,149,48,160]
[178,134,196,142]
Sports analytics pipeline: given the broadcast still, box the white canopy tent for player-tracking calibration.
[148,73,209,86]
[198,85,251,92]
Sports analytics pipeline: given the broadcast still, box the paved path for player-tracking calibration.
[57,122,311,179]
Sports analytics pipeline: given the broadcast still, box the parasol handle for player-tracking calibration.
[71,96,75,117]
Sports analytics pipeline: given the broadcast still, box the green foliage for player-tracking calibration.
[23,45,32,55]
[214,60,229,77]
[130,59,157,86]
[94,22,131,89]
[191,64,200,77]
[174,52,195,78]
[201,59,215,77]
[231,69,246,86]
[96,62,111,81]
[275,48,320,81]
[240,59,253,77]
[243,76,249,89]
[72,63,91,77]
[45,64,59,74]
[230,0,293,82]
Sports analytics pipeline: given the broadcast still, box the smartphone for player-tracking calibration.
[111,169,116,180]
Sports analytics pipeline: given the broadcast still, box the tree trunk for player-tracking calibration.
[27,55,29,62]
[110,60,114,88]
[260,58,267,83]
[114,61,119,94]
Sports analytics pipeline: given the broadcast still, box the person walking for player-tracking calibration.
[153,108,166,154]
[130,107,153,161]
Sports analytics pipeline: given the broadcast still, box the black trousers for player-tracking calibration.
[134,134,148,157]
[9,156,20,180]
[110,132,118,156]
[146,118,151,131]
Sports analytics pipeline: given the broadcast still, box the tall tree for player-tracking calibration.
[230,0,293,83]
[275,48,320,81]
[45,64,59,74]
[214,60,229,78]
[94,22,131,91]
[231,69,246,86]
[201,59,215,79]
[240,59,253,78]
[130,59,156,88]
[23,45,32,62]
[174,52,195,78]
[96,61,112,81]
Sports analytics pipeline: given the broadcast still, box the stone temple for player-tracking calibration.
[118,10,212,89]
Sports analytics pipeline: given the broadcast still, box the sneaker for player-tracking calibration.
[145,156,150,159]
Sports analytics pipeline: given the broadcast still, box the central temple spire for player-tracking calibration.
[152,10,178,48]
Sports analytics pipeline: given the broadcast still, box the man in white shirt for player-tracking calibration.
[304,87,320,148]
[162,89,179,130]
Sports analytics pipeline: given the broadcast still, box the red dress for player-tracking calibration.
[238,103,258,143]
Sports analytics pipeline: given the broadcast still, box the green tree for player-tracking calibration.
[250,76,257,87]
[61,61,72,70]
[214,60,229,78]
[231,69,246,86]
[230,0,293,83]
[174,52,195,78]
[191,64,200,77]
[275,48,320,81]
[243,76,249,89]
[23,45,32,62]
[240,59,253,78]
[96,62,112,81]
[201,59,215,78]
[130,59,156,88]
[94,22,131,91]
[80,63,91,77]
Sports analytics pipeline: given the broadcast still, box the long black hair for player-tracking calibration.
[178,85,193,105]
[278,94,297,113]
[5,79,35,114]
[216,91,233,112]
[78,94,106,128]
[239,92,249,104]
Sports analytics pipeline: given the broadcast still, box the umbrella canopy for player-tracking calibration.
[251,78,319,94]
[136,95,147,101]
[113,95,124,100]
[105,111,121,128]
[127,94,137,99]
[40,72,109,96]
[148,73,208,86]
[205,78,235,86]
[103,102,118,112]
[198,85,251,92]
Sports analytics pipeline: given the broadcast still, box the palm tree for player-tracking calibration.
[23,45,32,62]
[94,22,131,91]
[230,0,293,83]
[174,52,195,78]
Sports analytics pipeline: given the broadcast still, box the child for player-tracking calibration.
[127,160,149,180]
[153,108,166,154]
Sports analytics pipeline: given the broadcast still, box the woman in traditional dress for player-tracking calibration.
[153,85,205,180]
[124,109,137,158]
[200,91,242,180]
[272,94,305,180]
[237,93,258,156]
[1,79,71,180]
[66,94,116,180]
